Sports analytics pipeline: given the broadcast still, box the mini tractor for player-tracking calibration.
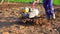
[19,7,40,24]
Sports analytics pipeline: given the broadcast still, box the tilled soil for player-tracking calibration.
[0,3,60,34]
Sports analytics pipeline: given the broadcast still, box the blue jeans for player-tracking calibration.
[43,0,54,19]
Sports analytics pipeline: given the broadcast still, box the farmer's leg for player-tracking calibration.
[48,0,55,19]
[43,0,50,19]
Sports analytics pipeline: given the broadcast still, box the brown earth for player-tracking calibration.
[0,3,60,34]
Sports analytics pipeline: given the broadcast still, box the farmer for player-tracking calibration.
[32,0,56,19]
[43,0,55,19]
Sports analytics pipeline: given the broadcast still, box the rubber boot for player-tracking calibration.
[50,8,56,19]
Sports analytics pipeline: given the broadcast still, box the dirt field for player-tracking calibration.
[0,3,60,34]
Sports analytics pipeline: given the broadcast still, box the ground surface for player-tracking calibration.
[0,3,60,34]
